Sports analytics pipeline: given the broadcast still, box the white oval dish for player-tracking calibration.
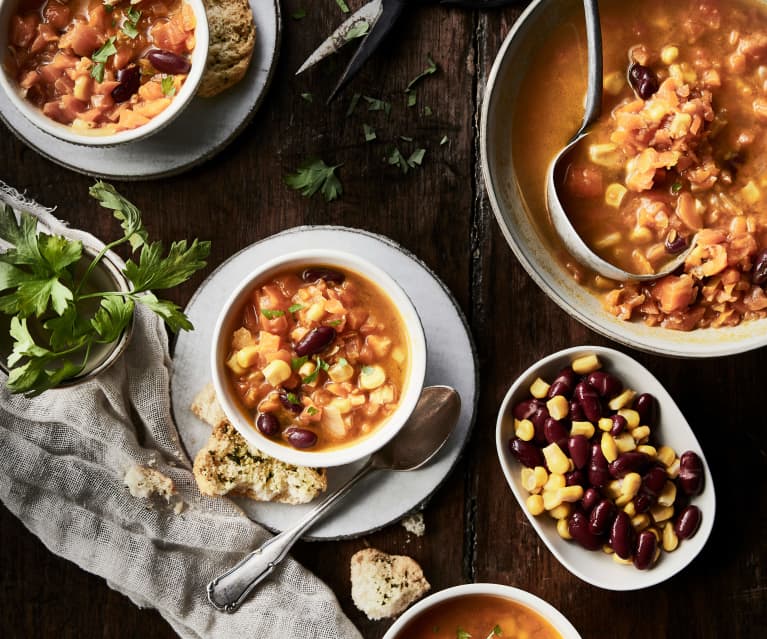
[382,583,581,639]
[211,248,427,468]
[495,345,716,591]
[0,0,209,146]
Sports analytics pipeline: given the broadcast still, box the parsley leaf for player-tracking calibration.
[89,181,148,250]
[291,355,308,370]
[261,308,285,320]
[406,55,438,92]
[424,105,433,116]
[364,95,392,115]
[138,292,192,332]
[327,319,341,326]
[490,625,503,637]
[346,93,361,117]
[306,406,319,416]
[440,135,448,146]
[301,92,313,103]
[335,0,350,13]
[90,296,134,343]
[286,392,299,404]
[407,92,417,108]
[90,36,117,81]
[408,148,426,167]
[285,159,343,202]
[288,303,304,313]
[363,123,377,142]
[302,368,319,384]
[671,181,683,194]
[123,239,210,292]
[122,8,141,39]
[161,75,176,97]
[292,8,306,19]
[345,21,369,41]
[456,629,471,639]
[317,357,329,371]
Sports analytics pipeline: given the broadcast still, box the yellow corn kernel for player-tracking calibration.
[306,301,326,322]
[330,397,353,414]
[630,226,653,244]
[605,183,628,208]
[349,392,366,407]
[263,359,292,387]
[609,389,637,410]
[637,445,658,457]
[391,347,406,364]
[617,408,640,429]
[514,418,535,442]
[298,361,316,378]
[598,417,614,432]
[571,421,596,439]
[669,112,692,138]
[542,489,562,511]
[602,544,615,555]
[661,45,679,65]
[73,75,91,102]
[328,360,354,383]
[603,70,625,95]
[558,485,584,503]
[613,553,633,565]
[601,432,619,463]
[588,143,620,168]
[623,501,637,518]
[658,481,677,507]
[632,425,651,443]
[236,345,261,368]
[226,353,248,376]
[594,232,623,249]
[594,275,617,290]
[526,493,545,516]
[542,443,570,475]
[369,384,395,405]
[605,480,623,500]
[621,472,642,500]
[615,432,637,453]
[650,504,674,523]
[667,457,681,479]
[572,354,601,374]
[359,364,386,390]
[544,472,566,492]
[663,522,679,551]
[546,395,569,420]
[741,180,761,205]
[521,467,547,493]
[529,377,551,399]
[557,518,572,539]
[548,503,572,520]
[533,466,548,489]
[631,514,651,531]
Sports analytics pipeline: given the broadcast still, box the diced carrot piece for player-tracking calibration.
[652,275,696,314]
[133,97,171,118]
[59,23,102,57]
[151,20,187,54]
[11,14,40,48]
[117,109,151,130]
[38,63,65,85]
[182,3,196,31]
[138,80,164,101]
[258,331,282,353]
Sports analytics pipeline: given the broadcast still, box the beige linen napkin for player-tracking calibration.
[0,184,362,639]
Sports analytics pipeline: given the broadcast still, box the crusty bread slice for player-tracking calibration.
[190,384,327,505]
[350,548,430,620]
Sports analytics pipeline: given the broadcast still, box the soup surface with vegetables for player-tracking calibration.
[225,266,410,452]
[5,0,196,133]
[514,0,767,330]
[395,595,563,639]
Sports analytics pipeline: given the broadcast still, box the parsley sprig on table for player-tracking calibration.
[0,182,210,396]
[284,159,343,202]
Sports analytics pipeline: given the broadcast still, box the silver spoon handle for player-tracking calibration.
[206,459,375,612]
[579,0,603,134]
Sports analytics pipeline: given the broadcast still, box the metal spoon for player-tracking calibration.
[545,0,695,282]
[206,385,461,612]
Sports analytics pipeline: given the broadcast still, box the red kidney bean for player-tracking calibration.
[147,48,191,74]
[634,493,653,514]
[588,441,610,488]
[589,499,617,536]
[302,267,345,284]
[581,487,601,512]
[512,398,544,421]
[675,505,702,540]
[529,406,549,446]
[628,63,659,99]
[111,65,140,103]
[256,412,279,436]
[634,393,657,427]
[286,427,318,449]
[609,511,635,559]
[544,417,568,446]
[643,466,667,495]
[547,367,577,399]
[633,530,658,570]
[279,388,302,414]
[294,326,337,357]
[609,451,653,478]
[566,469,585,486]
[752,248,767,286]
[574,381,601,422]
[508,438,544,468]
[665,230,688,255]
[610,414,627,436]
[585,371,623,398]
[570,400,585,421]
[679,451,704,496]
[568,434,590,469]
[568,511,604,551]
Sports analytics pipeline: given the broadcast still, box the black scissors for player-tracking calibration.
[296,0,522,102]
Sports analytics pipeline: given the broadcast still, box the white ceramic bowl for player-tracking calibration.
[496,346,715,590]
[480,0,767,357]
[211,249,427,468]
[0,0,209,146]
[382,583,581,639]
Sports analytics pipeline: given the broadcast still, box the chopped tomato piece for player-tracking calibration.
[652,275,696,314]
[59,23,102,57]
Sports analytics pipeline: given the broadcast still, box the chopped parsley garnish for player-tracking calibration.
[346,93,361,117]
[327,319,342,326]
[261,309,285,320]
[335,0,350,13]
[90,36,117,82]
[122,7,141,39]
[301,92,313,103]
[456,629,471,639]
[292,8,306,19]
[409,148,426,166]
[363,123,377,142]
[291,355,308,371]
[345,21,369,41]
[387,147,426,174]
[317,357,329,371]
[424,105,433,116]
[285,159,343,202]
[364,95,392,115]
[161,75,176,97]
[306,406,319,416]
[286,392,299,404]
[302,368,319,384]
[487,625,502,638]
[407,92,417,108]
[671,181,683,194]
[406,55,438,92]
[288,303,304,313]
[440,135,448,146]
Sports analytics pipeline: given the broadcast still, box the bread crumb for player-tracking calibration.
[124,465,176,501]
[350,548,430,620]
[400,513,425,537]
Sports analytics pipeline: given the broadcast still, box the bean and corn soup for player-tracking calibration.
[225,266,410,452]
[515,0,767,330]
[5,0,196,133]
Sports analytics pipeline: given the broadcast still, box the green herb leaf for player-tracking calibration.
[335,0,350,13]
[317,357,329,371]
[301,92,313,103]
[456,629,471,639]
[0,204,45,266]
[291,355,308,370]
[492,625,503,637]
[326,319,342,326]
[122,8,141,39]
[137,292,193,332]
[364,95,391,115]
[123,239,210,292]
[306,406,319,415]
[260,308,285,320]
[302,368,319,384]
[408,148,426,167]
[337,357,348,367]
[161,75,176,97]
[363,123,377,142]
[345,21,369,41]
[92,36,117,63]
[90,295,134,343]
[400,135,413,142]
[44,305,91,351]
[288,303,304,313]
[405,55,438,92]
[346,93,361,117]
[407,91,417,108]
[387,147,410,174]
[292,8,306,19]
[440,135,448,146]
[671,181,683,194]
[285,159,343,202]
[424,105,433,117]
[286,392,299,404]
[89,181,149,250]
[90,62,105,83]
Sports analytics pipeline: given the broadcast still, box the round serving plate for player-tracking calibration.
[0,0,280,180]
[170,226,478,540]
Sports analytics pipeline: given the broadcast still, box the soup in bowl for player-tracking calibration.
[211,250,427,468]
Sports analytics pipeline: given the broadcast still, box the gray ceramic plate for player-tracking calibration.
[0,0,280,180]
[170,226,478,540]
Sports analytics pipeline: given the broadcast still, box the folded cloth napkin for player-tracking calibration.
[0,184,362,639]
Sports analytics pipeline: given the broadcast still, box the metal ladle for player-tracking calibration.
[545,0,695,282]
[206,385,461,612]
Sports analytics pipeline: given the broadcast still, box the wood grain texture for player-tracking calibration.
[1,1,766,638]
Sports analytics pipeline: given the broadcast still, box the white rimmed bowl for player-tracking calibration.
[211,249,427,468]
[495,346,715,591]
[382,583,581,639]
[0,0,209,146]
[480,0,767,357]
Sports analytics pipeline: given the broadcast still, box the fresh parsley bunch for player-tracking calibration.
[0,182,210,396]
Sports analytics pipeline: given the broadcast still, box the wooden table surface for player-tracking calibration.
[2,1,766,637]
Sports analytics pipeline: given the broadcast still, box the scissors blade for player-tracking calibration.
[296,0,384,75]
[327,0,407,102]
